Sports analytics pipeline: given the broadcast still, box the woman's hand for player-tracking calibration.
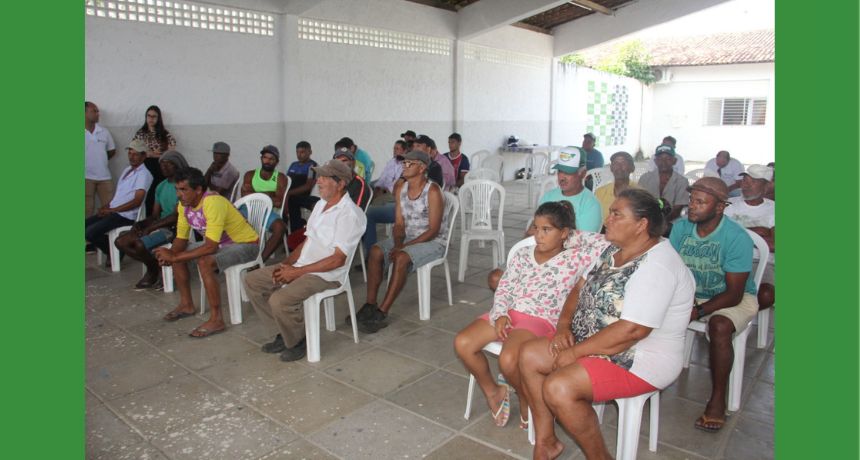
[548,329,575,357]
[494,316,511,341]
[551,346,578,371]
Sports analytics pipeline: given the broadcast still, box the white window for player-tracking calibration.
[705,98,767,126]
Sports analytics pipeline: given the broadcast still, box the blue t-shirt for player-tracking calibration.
[538,188,603,233]
[585,148,604,170]
[669,216,758,298]
[287,160,318,193]
[444,152,471,177]
[354,148,373,183]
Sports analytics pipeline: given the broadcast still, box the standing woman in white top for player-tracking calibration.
[520,189,695,460]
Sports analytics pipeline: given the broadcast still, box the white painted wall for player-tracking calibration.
[641,62,774,165]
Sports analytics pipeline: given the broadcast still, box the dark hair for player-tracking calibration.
[448,132,462,142]
[534,200,576,230]
[334,139,351,150]
[617,189,666,238]
[174,167,207,191]
[395,140,408,150]
[405,140,415,150]
[337,137,355,148]
[609,151,634,168]
[662,135,676,146]
[85,101,95,109]
[296,141,311,150]
[138,105,170,151]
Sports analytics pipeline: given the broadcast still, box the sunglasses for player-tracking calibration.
[403,160,422,168]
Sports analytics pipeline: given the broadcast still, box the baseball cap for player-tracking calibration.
[312,159,354,183]
[127,139,148,153]
[333,148,355,161]
[552,147,587,174]
[260,145,280,159]
[400,130,416,138]
[210,141,230,154]
[654,144,676,157]
[583,132,596,141]
[739,164,774,182]
[403,150,430,166]
[687,177,729,202]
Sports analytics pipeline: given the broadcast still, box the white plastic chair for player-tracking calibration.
[198,193,272,325]
[683,168,719,182]
[523,153,549,209]
[357,187,375,282]
[458,180,505,282]
[583,166,613,191]
[593,391,661,460]
[149,231,200,293]
[524,176,560,230]
[300,243,360,363]
[387,191,459,320]
[464,168,501,183]
[631,162,652,183]
[96,193,147,272]
[682,229,770,412]
[481,154,504,183]
[229,179,241,202]
[755,252,774,349]
[470,150,491,170]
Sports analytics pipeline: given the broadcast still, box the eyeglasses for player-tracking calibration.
[403,161,421,168]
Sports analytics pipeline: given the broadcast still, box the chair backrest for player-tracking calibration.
[465,168,501,183]
[683,168,711,182]
[526,152,549,179]
[470,150,491,169]
[631,161,652,183]
[229,179,241,203]
[481,154,504,182]
[746,229,770,287]
[458,180,505,232]
[364,186,374,210]
[133,192,148,221]
[534,175,559,208]
[507,236,536,267]
[277,175,292,212]
[584,166,613,190]
[547,159,558,175]
[234,193,274,254]
[440,191,460,259]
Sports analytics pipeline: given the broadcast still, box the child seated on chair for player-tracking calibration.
[453,201,607,430]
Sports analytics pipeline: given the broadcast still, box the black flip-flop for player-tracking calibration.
[163,310,194,322]
[188,325,226,338]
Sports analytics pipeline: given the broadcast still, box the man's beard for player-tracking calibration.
[261,164,276,172]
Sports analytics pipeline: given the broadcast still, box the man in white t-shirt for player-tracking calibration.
[705,150,745,197]
[85,101,116,219]
[725,164,775,308]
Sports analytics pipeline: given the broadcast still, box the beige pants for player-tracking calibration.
[243,264,340,348]
[85,179,114,218]
[700,292,759,334]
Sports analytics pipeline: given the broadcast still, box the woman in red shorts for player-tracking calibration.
[454,201,607,430]
[520,189,695,460]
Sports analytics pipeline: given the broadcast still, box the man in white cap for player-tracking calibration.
[538,146,602,233]
[724,164,775,309]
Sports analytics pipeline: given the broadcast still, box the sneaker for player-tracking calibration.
[134,275,162,291]
[279,338,307,362]
[85,244,96,255]
[262,334,286,354]
[346,303,378,326]
[357,307,388,334]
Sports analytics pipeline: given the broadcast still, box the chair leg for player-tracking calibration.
[225,269,243,325]
[323,297,335,332]
[616,393,650,460]
[108,232,122,273]
[162,265,174,293]
[198,272,207,315]
[757,308,771,348]
[682,329,696,368]
[593,402,606,424]
[417,267,431,321]
[527,407,535,445]
[648,392,659,452]
[304,297,321,363]
[728,325,751,412]
[443,260,453,306]
[96,249,104,266]
[458,237,469,283]
[491,239,499,268]
[345,281,358,343]
[359,245,367,283]
[464,374,476,420]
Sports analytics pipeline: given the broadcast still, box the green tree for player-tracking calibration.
[559,53,585,65]
[560,40,656,84]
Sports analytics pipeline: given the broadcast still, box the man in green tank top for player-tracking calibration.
[239,145,289,261]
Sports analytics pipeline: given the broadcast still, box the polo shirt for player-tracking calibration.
[110,164,153,220]
[297,193,367,282]
[638,170,690,207]
[85,124,116,181]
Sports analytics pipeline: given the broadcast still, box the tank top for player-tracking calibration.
[400,181,448,243]
[252,168,279,193]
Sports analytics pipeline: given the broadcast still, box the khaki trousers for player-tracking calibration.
[85,179,114,218]
[244,264,340,348]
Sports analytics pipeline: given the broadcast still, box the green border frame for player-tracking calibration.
[777,2,858,459]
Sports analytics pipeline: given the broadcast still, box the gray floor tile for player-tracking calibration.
[639,396,728,458]
[87,404,147,459]
[256,438,338,459]
[324,348,434,396]
[87,329,154,369]
[111,373,240,437]
[150,406,296,460]
[308,400,454,459]
[87,351,189,401]
[161,332,258,371]
[387,370,473,429]
[425,302,488,334]
[742,381,774,417]
[94,442,169,460]
[386,327,458,367]
[251,372,375,435]
[424,435,519,460]
[720,414,773,460]
[198,349,313,400]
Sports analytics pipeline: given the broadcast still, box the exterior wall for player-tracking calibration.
[641,62,775,165]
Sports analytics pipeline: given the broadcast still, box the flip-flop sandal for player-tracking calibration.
[188,325,226,338]
[694,414,726,433]
[163,310,194,322]
[519,416,529,431]
[492,374,511,427]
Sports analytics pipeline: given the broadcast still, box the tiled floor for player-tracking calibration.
[86,181,774,460]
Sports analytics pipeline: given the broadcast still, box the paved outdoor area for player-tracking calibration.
[86,181,774,460]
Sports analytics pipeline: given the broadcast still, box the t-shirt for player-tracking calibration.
[669,216,758,298]
[85,124,115,181]
[154,180,178,219]
[638,170,690,207]
[297,193,367,282]
[538,188,603,233]
[594,181,638,221]
[584,148,604,170]
[724,197,775,229]
[287,160,318,192]
[444,152,471,179]
[110,165,153,220]
[705,158,745,187]
[176,193,259,246]
[433,153,457,190]
[209,162,240,198]
[427,161,444,188]
[354,148,373,183]
[490,231,609,324]
[572,240,695,389]
[648,153,685,175]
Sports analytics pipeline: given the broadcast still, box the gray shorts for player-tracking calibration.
[376,238,446,274]
[187,240,259,272]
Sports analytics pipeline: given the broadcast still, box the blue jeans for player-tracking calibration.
[85,213,134,254]
[362,203,396,251]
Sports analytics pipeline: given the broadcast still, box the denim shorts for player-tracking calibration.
[187,240,259,272]
[375,238,446,274]
[140,228,174,251]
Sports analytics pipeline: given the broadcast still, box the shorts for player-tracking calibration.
[238,205,281,232]
[577,357,658,403]
[700,292,759,334]
[479,310,556,338]
[187,240,259,272]
[140,228,174,251]
[375,238,446,274]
